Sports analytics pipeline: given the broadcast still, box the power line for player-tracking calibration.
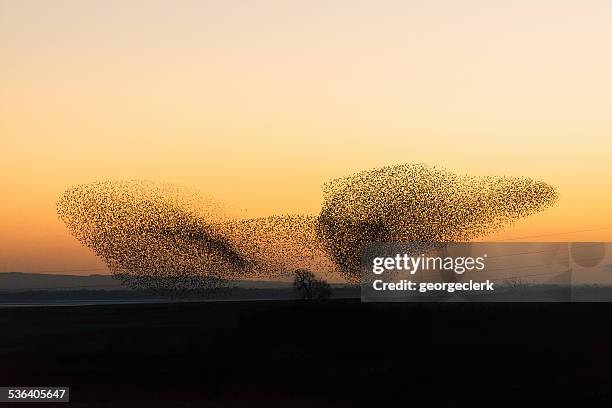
[492,226,612,241]
[484,242,602,259]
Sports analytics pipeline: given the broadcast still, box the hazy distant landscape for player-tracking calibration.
[3,272,612,307]
[0,273,360,306]
[0,272,298,291]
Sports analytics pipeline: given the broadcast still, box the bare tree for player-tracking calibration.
[293,269,331,300]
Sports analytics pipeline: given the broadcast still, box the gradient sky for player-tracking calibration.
[1,1,611,274]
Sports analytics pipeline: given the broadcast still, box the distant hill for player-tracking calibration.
[0,272,293,292]
[0,272,123,291]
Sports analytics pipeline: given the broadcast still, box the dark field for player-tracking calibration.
[1,300,611,407]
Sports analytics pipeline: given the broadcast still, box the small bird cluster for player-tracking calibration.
[57,164,558,291]
[220,215,338,279]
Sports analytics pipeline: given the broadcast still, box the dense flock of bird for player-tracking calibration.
[57,164,558,291]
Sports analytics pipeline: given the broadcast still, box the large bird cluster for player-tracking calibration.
[57,164,558,291]
[57,181,240,292]
[317,164,558,280]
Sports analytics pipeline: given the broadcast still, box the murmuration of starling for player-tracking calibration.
[57,164,558,291]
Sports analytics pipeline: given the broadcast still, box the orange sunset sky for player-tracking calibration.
[1,1,611,274]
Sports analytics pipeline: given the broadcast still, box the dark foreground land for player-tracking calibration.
[1,300,611,407]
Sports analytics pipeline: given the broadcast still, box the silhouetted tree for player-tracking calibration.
[293,269,331,300]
